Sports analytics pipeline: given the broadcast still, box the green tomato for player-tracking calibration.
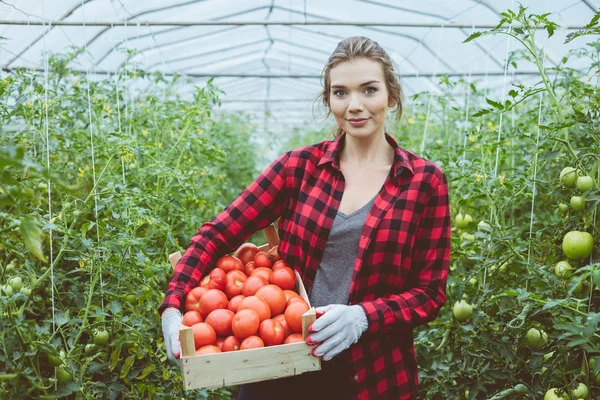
[460,232,475,241]
[435,139,444,148]
[562,231,594,260]
[570,196,585,212]
[1,285,13,296]
[48,350,65,366]
[569,276,591,297]
[526,327,548,349]
[558,203,569,213]
[454,213,473,229]
[576,175,594,192]
[144,266,153,278]
[452,300,473,322]
[5,260,16,272]
[19,286,31,296]
[56,366,73,385]
[560,167,578,187]
[124,294,137,304]
[571,383,589,398]
[84,344,97,355]
[92,329,110,345]
[9,277,22,291]
[544,388,568,400]
[554,261,573,279]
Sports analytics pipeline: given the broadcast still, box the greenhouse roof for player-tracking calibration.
[1,0,598,135]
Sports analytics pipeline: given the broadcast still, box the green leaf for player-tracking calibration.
[20,216,48,262]
[120,355,135,379]
[486,98,504,111]
[463,31,483,43]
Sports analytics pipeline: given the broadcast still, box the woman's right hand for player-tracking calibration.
[161,308,183,363]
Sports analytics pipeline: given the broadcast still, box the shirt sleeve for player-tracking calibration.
[158,152,291,315]
[359,169,450,333]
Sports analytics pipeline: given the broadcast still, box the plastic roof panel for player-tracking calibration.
[1,0,598,135]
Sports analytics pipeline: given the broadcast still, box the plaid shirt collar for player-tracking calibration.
[317,131,414,177]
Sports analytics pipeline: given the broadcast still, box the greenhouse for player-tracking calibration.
[0,0,599,399]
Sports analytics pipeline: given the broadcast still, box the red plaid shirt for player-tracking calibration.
[159,132,450,399]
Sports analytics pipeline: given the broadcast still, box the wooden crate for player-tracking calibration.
[168,224,321,391]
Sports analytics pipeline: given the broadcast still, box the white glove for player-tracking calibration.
[306,304,369,361]
[161,308,182,363]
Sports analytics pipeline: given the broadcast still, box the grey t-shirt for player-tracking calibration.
[308,193,377,308]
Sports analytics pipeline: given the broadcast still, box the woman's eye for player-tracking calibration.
[334,90,345,97]
[365,87,377,94]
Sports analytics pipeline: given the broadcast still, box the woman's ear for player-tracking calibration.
[388,96,397,108]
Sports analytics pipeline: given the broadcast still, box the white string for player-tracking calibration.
[81,0,104,309]
[41,4,56,338]
[488,0,514,223]
[462,22,475,166]
[420,24,444,156]
[527,0,550,266]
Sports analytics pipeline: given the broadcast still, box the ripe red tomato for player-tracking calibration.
[258,319,286,346]
[238,295,271,322]
[234,243,259,266]
[267,246,280,263]
[286,296,308,308]
[284,333,304,344]
[198,289,228,318]
[185,287,208,312]
[255,284,286,316]
[241,335,265,350]
[200,268,226,291]
[205,308,235,336]
[272,260,289,271]
[217,255,244,273]
[285,302,309,333]
[251,267,272,282]
[215,337,225,351]
[254,251,272,269]
[222,335,241,352]
[196,344,221,355]
[232,309,260,340]
[242,275,269,297]
[244,261,257,277]
[191,322,217,349]
[227,294,245,313]
[182,310,203,327]
[273,314,291,337]
[270,267,296,291]
[283,289,300,302]
[225,270,247,299]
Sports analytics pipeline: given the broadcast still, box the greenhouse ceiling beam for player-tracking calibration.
[581,0,598,12]
[0,67,548,78]
[0,20,588,29]
[1,0,209,69]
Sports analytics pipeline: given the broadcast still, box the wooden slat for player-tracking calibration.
[179,326,196,357]
[181,342,319,390]
[263,224,280,248]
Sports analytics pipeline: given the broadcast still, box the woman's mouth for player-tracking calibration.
[347,118,369,127]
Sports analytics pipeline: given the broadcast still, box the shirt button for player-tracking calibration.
[354,375,359,380]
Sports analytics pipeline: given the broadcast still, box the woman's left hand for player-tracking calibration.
[306,304,369,361]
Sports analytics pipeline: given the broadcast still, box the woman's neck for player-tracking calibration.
[339,131,394,167]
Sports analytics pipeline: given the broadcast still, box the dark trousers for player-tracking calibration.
[236,356,352,400]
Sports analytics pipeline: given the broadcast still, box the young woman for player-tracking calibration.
[159,36,451,400]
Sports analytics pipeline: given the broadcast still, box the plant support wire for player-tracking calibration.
[0,19,588,29]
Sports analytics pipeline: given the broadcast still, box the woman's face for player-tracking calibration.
[328,57,396,140]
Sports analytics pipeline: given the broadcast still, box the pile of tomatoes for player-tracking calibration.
[183,243,311,354]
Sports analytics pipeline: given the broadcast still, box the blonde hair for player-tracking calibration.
[315,36,403,138]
